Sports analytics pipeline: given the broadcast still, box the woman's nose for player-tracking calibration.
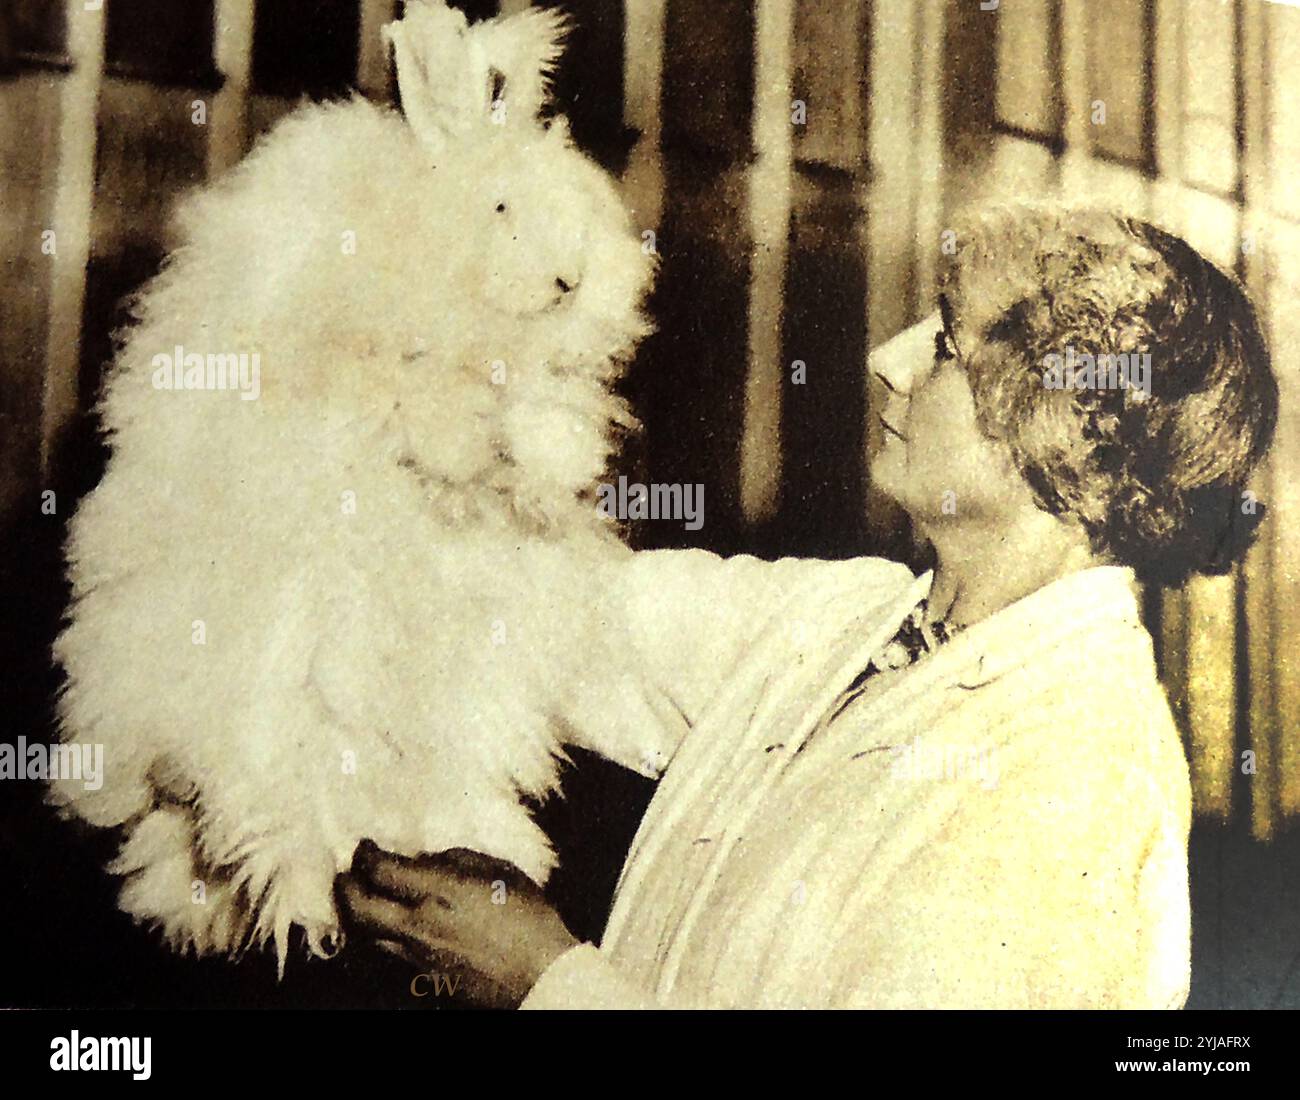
[869,314,940,396]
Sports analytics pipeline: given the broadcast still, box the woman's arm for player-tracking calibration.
[518,942,663,1009]
[559,549,854,776]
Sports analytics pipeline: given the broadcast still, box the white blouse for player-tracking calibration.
[523,551,1192,1009]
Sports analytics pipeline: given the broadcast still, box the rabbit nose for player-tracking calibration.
[555,275,581,295]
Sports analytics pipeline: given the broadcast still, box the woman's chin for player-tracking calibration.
[869,450,907,506]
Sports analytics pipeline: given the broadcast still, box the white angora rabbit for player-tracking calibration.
[51,0,659,971]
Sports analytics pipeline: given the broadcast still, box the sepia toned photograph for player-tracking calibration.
[1,0,1298,1073]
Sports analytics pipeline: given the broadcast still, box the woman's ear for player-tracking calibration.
[470,5,570,128]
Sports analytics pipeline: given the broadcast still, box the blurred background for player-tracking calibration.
[1,0,1298,1007]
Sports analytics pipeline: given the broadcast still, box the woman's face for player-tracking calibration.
[868,300,1028,526]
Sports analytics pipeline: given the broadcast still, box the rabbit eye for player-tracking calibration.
[495,202,507,215]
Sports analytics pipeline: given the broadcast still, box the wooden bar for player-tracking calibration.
[623,0,667,230]
[864,0,932,546]
[1058,0,1090,192]
[1184,572,1240,820]
[866,0,920,348]
[912,0,946,307]
[738,0,795,527]
[1260,1,1300,819]
[1266,7,1300,820]
[1269,1,1300,222]
[1150,0,1195,801]
[1178,193,1245,822]
[1268,2,1300,223]
[39,0,105,478]
[1264,219,1300,818]
[208,0,256,177]
[1239,0,1279,837]
[1151,0,1184,188]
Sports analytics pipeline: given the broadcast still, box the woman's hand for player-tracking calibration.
[334,840,578,1009]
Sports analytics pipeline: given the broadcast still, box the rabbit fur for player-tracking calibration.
[51,1,660,971]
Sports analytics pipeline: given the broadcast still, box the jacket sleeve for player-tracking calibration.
[519,943,677,1010]
[560,549,838,776]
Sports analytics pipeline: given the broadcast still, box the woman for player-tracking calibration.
[335,205,1278,1008]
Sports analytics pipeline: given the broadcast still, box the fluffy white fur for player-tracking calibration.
[51,2,658,971]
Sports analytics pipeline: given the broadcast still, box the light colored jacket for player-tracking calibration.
[524,551,1192,1009]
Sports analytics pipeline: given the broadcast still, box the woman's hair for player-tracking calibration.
[939,204,1278,586]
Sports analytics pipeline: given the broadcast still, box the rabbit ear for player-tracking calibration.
[470,5,571,126]
[383,1,485,155]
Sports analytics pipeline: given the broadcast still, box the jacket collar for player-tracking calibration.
[909,564,1145,689]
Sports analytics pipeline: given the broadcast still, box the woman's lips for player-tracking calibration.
[879,415,907,442]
